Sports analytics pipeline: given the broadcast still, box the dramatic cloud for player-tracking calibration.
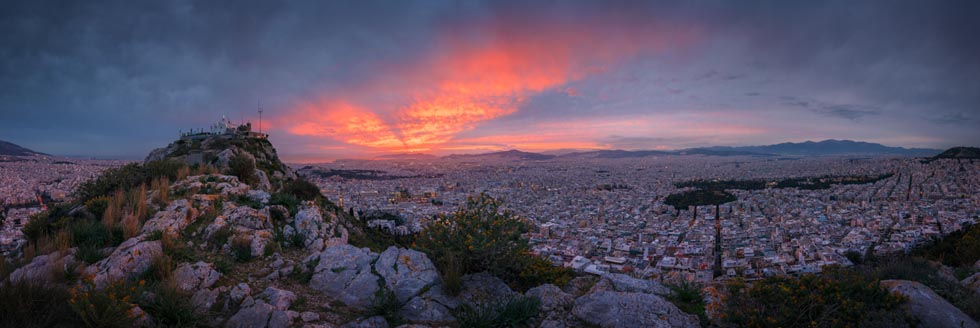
[0,1,978,159]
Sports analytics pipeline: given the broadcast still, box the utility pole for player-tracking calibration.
[258,100,264,134]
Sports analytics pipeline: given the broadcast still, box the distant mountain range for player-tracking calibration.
[0,140,47,156]
[699,139,940,157]
[438,140,943,161]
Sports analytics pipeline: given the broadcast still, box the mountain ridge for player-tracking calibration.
[0,139,48,156]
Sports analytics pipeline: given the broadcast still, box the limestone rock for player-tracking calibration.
[526,284,574,313]
[259,287,297,311]
[963,272,980,294]
[227,299,295,328]
[231,283,252,305]
[374,246,441,303]
[141,199,195,236]
[458,272,517,308]
[309,244,380,309]
[172,261,221,292]
[191,288,219,313]
[882,279,979,328]
[84,237,162,288]
[8,249,77,283]
[590,273,669,296]
[572,291,700,328]
[399,296,455,324]
[562,275,598,296]
[340,316,389,328]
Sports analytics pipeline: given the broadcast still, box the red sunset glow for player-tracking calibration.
[280,16,699,154]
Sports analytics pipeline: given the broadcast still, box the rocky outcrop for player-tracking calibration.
[590,273,670,296]
[8,249,77,283]
[526,284,575,327]
[882,280,979,328]
[963,272,980,294]
[172,261,221,292]
[572,290,700,328]
[308,244,380,309]
[145,136,295,191]
[458,272,517,308]
[205,204,275,256]
[375,246,441,303]
[141,199,198,237]
[341,316,389,328]
[84,237,162,288]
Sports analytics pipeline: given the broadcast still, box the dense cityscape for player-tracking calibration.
[301,155,979,284]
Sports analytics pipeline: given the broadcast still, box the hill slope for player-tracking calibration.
[0,140,47,156]
[700,139,939,156]
[933,147,980,159]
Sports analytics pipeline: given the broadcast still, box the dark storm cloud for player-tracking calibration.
[0,0,978,158]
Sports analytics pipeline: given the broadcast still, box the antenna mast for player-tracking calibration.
[258,100,264,134]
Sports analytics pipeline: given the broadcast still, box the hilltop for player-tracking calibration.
[0,140,47,156]
[933,147,980,159]
[145,133,294,191]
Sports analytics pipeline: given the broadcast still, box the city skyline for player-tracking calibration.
[2,1,979,161]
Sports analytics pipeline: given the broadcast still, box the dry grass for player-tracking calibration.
[103,190,125,228]
[176,166,191,181]
[151,177,170,206]
[122,213,141,240]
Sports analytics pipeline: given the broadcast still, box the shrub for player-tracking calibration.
[454,296,541,328]
[230,235,253,262]
[369,288,403,326]
[70,278,144,328]
[722,266,913,327]
[227,154,258,186]
[414,193,569,292]
[666,281,708,326]
[84,196,111,220]
[269,192,300,217]
[0,280,80,327]
[139,283,204,327]
[282,179,322,201]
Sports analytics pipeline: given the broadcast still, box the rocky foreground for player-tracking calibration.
[7,173,700,328]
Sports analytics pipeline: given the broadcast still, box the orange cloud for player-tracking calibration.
[280,16,700,153]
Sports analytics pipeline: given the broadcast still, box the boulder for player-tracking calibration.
[458,272,517,308]
[84,237,162,288]
[172,261,221,292]
[882,280,979,328]
[562,275,598,296]
[230,283,252,305]
[340,316,389,328]
[8,249,77,283]
[141,199,195,236]
[258,287,297,311]
[963,272,980,294]
[309,244,380,309]
[226,299,294,328]
[294,203,328,248]
[191,288,219,313]
[525,284,574,313]
[572,291,700,328]
[590,273,669,296]
[374,246,441,303]
[399,296,455,324]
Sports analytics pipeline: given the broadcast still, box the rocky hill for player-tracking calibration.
[933,146,980,159]
[145,136,295,191]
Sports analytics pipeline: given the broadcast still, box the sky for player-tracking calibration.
[1,0,979,161]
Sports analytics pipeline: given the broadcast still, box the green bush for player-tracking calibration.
[666,281,708,327]
[282,179,322,201]
[70,278,144,328]
[0,280,81,327]
[722,266,913,327]
[454,296,541,328]
[227,154,258,186]
[269,192,300,217]
[414,193,572,292]
[139,284,204,327]
[369,288,403,326]
[77,159,186,203]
